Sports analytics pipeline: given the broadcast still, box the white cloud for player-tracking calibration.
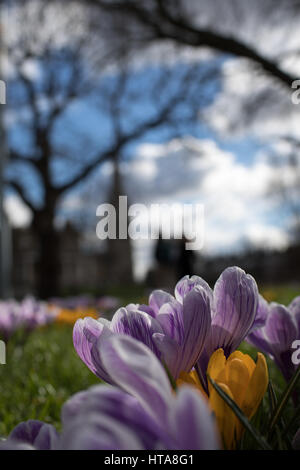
[245,224,289,250]
[121,136,292,279]
[5,137,291,280]
[206,58,300,141]
[4,195,32,227]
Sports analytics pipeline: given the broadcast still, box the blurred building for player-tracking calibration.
[12,224,110,298]
[0,14,12,298]
[105,158,133,285]
[193,246,300,287]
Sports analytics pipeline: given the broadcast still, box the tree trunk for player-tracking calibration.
[106,155,133,285]
[32,211,61,299]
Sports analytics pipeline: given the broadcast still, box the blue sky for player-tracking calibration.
[4,54,295,280]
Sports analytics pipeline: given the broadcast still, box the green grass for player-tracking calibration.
[0,324,100,437]
[260,284,300,305]
[0,283,298,441]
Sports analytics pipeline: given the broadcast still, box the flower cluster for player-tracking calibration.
[247,295,300,382]
[178,348,268,448]
[1,336,220,450]
[54,307,99,325]
[1,266,299,450]
[0,297,57,341]
[73,267,259,389]
[50,295,120,313]
[49,295,120,325]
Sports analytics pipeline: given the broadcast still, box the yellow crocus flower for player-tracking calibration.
[177,348,268,449]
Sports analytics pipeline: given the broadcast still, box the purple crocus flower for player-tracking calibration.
[49,295,94,310]
[247,297,299,382]
[21,297,56,331]
[2,336,220,450]
[62,336,219,449]
[204,267,258,355]
[73,267,258,385]
[293,428,300,450]
[73,284,211,381]
[60,386,166,449]
[9,420,59,450]
[187,267,259,387]
[0,297,56,341]
[97,296,121,311]
[0,301,20,341]
[289,296,300,334]
[0,420,59,450]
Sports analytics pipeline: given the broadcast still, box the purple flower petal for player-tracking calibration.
[289,296,300,334]
[154,287,211,379]
[0,441,35,450]
[9,420,58,450]
[110,307,163,357]
[156,299,184,344]
[73,317,113,383]
[153,332,182,378]
[171,387,220,450]
[292,428,300,450]
[138,304,156,318]
[265,303,298,354]
[211,266,258,356]
[62,385,171,449]
[99,335,173,425]
[60,413,144,450]
[149,290,175,316]
[247,327,273,356]
[180,286,211,371]
[250,294,269,331]
[175,275,213,304]
[246,295,272,354]
[247,300,299,382]
[264,303,298,381]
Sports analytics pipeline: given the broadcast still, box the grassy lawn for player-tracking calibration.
[0,325,100,436]
[0,283,299,439]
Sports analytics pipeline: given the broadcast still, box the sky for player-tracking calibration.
[4,0,300,281]
[4,131,294,280]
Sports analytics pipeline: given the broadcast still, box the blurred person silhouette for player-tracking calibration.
[176,237,196,279]
[152,232,178,289]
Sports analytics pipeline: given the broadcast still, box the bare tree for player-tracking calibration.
[4,0,218,297]
[269,138,300,242]
[86,0,298,88]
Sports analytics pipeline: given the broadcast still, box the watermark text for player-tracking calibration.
[96,196,204,250]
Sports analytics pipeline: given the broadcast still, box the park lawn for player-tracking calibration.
[0,324,100,436]
[0,283,298,438]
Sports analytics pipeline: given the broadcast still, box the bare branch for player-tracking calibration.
[89,0,294,87]
[5,179,36,214]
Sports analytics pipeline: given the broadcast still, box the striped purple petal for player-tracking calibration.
[247,326,273,356]
[250,294,269,331]
[110,307,163,357]
[149,290,175,316]
[289,296,300,334]
[156,299,184,344]
[171,387,220,450]
[60,413,144,450]
[180,286,211,371]
[154,286,211,379]
[9,420,58,450]
[175,275,213,304]
[211,266,258,356]
[265,303,298,354]
[61,385,169,449]
[99,335,173,425]
[293,428,300,450]
[73,317,114,383]
[153,332,182,378]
